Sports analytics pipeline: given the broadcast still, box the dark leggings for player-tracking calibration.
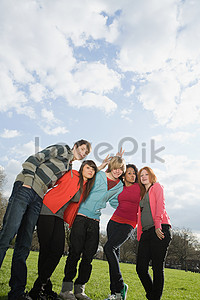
[136,225,172,300]
[32,215,65,291]
[104,220,133,294]
[64,215,99,285]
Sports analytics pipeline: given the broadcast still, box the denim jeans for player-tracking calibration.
[136,225,172,300]
[0,181,43,300]
[63,214,99,285]
[104,220,133,294]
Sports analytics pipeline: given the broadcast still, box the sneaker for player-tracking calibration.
[17,292,33,300]
[75,292,92,300]
[120,283,128,300]
[59,290,76,300]
[29,289,47,300]
[104,294,121,300]
[46,290,60,300]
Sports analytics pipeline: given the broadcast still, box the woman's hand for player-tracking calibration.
[116,147,125,157]
[155,228,165,240]
[97,154,112,171]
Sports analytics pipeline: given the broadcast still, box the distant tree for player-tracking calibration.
[99,229,138,264]
[167,227,200,270]
[99,232,107,260]
[119,229,138,264]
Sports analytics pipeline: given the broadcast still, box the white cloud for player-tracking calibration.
[10,141,36,159]
[41,109,58,124]
[0,129,21,138]
[152,131,196,144]
[73,62,121,95]
[72,92,117,115]
[116,0,178,73]
[175,0,200,62]
[0,0,122,117]
[138,69,180,125]
[125,85,135,97]
[29,83,48,103]
[120,108,133,122]
[40,109,69,135]
[3,159,23,197]
[169,81,200,128]
[42,126,69,136]
[156,154,200,231]
[0,70,28,112]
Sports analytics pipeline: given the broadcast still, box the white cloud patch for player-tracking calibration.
[41,109,58,124]
[72,92,117,115]
[10,141,36,159]
[73,62,121,95]
[120,108,133,122]
[169,81,200,129]
[42,126,69,136]
[1,0,199,126]
[0,0,122,118]
[40,109,69,135]
[156,154,200,231]
[116,0,178,73]
[152,131,196,144]
[138,69,180,125]
[29,83,48,103]
[0,129,21,138]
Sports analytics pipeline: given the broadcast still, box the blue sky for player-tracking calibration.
[0,0,200,238]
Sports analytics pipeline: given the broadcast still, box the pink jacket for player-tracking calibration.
[137,182,171,241]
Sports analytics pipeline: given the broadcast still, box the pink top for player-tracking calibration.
[111,183,140,228]
[137,182,171,241]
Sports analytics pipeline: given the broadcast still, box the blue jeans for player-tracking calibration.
[136,225,172,300]
[104,220,133,294]
[0,181,43,300]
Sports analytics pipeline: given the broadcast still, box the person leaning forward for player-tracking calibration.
[0,139,91,300]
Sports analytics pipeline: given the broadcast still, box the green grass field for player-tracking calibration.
[0,249,199,299]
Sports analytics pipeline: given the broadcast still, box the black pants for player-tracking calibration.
[104,220,133,294]
[32,215,65,292]
[136,225,172,300]
[64,214,99,285]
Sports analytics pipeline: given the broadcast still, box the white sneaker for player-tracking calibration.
[75,292,92,300]
[104,294,122,300]
[59,290,77,300]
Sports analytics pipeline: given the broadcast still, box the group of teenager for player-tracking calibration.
[0,139,172,300]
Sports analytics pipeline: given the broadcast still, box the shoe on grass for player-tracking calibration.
[120,283,128,300]
[104,294,121,300]
[59,290,76,300]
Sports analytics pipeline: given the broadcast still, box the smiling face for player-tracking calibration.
[109,168,123,181]
[124,167,136,186]
[82,164,96,181]
[140,169,151,189]
[73,144,89,161]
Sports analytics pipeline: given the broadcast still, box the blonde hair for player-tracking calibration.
[106,156,126,173]
[138,166,157,198]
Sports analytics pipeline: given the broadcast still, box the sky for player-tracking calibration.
[0,0,200,238]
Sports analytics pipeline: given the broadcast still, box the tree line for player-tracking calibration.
[0,169,199,272]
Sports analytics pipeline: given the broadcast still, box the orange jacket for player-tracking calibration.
[43,170,86,227]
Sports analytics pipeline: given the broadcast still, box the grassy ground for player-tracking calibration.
[0,249,200,299]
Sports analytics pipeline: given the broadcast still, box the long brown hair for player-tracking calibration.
[138,166,157,199]
[78,160,97,201]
